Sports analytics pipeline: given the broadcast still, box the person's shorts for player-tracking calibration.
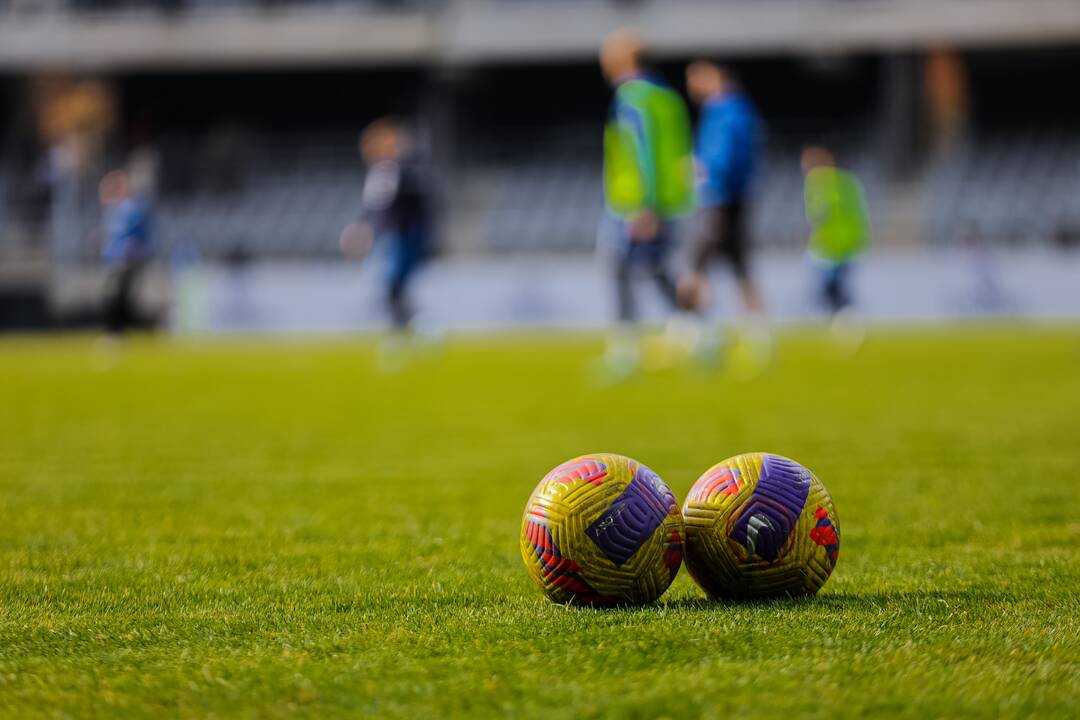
[609,217,674,265]
[689,202,750,280]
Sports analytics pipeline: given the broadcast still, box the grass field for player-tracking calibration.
[2,328,1079,718]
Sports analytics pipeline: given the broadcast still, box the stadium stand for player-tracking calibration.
[1,0,1079,266]
[927,129,1080,247]
[154,134,364,259]
[3,119,1075,261]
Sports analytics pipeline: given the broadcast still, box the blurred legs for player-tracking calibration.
[104,262,143,336]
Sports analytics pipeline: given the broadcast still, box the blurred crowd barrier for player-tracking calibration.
[162,249,1080,334]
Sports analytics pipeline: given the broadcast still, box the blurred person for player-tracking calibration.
[99,168,153,338]
[340,117,434,334]
[800,146,870,346]
[599,29,695,377]
[35,77,118,265]
[681,60,768,366]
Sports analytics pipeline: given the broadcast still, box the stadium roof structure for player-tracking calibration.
[0,0,1079,71]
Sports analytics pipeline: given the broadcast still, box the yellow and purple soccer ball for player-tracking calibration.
[683,453,840,599]
[520,453,683,606]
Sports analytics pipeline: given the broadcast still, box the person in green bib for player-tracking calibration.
[599,30,695,374]
[801,146,871,315]
[801,146,871,349]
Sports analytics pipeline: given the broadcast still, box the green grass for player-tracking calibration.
[2,328,1079,718]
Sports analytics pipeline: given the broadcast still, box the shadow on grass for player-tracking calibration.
[356,588,1022,615]
[656,588,1020,612]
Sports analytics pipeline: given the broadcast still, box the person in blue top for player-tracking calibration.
[99,169,153,336]
[340,117,435,331]
[680,61,769,359]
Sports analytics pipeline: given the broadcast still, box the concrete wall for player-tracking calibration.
[1,0,1079,71]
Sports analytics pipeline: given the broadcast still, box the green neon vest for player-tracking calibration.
[603,78,695,219]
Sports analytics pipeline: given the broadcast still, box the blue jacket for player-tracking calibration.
[102,196,153,267]
[696,93,760,207]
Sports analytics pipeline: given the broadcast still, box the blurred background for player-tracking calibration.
[0,0,1078,334]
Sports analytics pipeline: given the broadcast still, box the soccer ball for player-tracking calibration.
[683,453,839,599]
[520,453,683,606]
